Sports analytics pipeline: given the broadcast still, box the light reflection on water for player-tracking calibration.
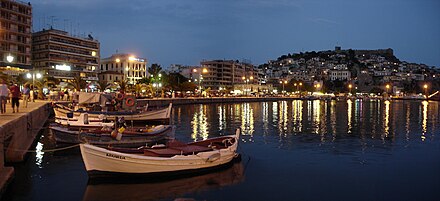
[191,104,209,141]
[421,100,428,141]
[35,142,44,168]
[184,100,439,148]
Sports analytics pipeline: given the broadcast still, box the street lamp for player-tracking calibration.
[279,80,287,95]
[26,72,42,100]
[242,76,253,96]
[423,84,428,98]
[348,84,353,95]
[386,84,390,94]
[6,55,14,63]
[314,83,320,92]
[193,68,208,95]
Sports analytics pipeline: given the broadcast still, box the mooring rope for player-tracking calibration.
[7,144,80,153]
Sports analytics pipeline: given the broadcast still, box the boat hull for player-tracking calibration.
[50,125,173,146]
[79,132,239,176]
[54,104,172,123]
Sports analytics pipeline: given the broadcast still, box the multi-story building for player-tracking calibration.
[200,60,257,90]
[32,28,99,82]
[99,53,147,84]
[0,0,32,75]
[329,70,351,81]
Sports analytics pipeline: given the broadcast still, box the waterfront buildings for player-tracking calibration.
[99,53,147,84]
[32,28,100,82]
[200,60,257,91]
[0,0,32,76]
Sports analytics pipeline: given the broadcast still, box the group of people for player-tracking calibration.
[0,79,35,114]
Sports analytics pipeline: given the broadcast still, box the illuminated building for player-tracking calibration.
[200,60,257,91]
[32,28,100,81]
[0,0,32,75]
[99,54,147,84]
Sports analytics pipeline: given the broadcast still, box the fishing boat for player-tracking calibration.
[54,113,114,129]
[80,128,240,177]
[50,125,174,146]
[54,103,172,124]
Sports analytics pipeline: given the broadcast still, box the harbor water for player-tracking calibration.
[2,100,440,201]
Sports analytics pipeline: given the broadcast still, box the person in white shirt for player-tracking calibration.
[0,79,9,113]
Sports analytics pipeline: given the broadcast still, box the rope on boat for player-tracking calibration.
[7,144,80,153]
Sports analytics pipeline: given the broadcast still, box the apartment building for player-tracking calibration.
[200,60,257,90]
[99,53,147,84]
[329,70,351,81]
[0,0,32,75]
[32,28,100,81]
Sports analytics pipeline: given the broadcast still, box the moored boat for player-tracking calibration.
[50,125,174,146]
[54,113,114,129]
[54,103,172,124]
[80,128,240,177]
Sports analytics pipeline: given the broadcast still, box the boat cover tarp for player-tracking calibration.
[78,92,112,105]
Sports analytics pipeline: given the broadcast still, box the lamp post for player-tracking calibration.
[314,83,320,92]
[193,68,208,96]
[150,73,162,97]
[26,72,42,100]
[348,84,353,95]
[386,84,390,94]
[279,80,287,95]
[423,84,428,98]
[242,76,253,96]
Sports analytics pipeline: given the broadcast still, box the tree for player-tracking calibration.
[148,63,162,77]
[68,74,87,92]
[97,80,108,91]
[31,77,60,99]
[116,79,129,93]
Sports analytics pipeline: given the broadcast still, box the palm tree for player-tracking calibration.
[148,63,162,77]
[97,80,109,92]
[30,77,59,99]
[116,79,129,93]
[68,74,87,92]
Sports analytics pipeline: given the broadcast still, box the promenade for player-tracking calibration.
[0,100,51,196]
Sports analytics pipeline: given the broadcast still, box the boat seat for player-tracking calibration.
[143,145,213,157]
[170,145,213,155]
[144,148,184,157]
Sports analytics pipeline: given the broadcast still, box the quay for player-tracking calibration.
[0,101,51,196]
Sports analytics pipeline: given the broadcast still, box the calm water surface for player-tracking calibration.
[3,100,440,201]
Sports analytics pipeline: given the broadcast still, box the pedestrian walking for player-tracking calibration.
[22,84,30,108]
[9,83,20,113]
[0,79,8,113]
[30,86,35,102]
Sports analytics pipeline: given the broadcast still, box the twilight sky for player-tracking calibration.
[33,0,440,68]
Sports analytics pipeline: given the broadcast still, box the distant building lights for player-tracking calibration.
[129,56,136,61]
[26,73,31,79]
[115,58,120,63]
[91,51,97,56]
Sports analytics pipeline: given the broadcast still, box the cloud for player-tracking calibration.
[310,18,340,25]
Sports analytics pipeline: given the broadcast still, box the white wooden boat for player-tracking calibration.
[54,103,172,123]
[80,128,240,176]
[55,113,114,129]
[50,125,173,146]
